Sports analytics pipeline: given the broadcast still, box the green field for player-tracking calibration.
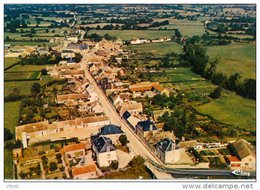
[149,72,204,83]
[206,43,256,80]
[4,78,53,97]
[7,64,47,72]
[5,42,59,47]
[4,72,41,80]
[126,42,183,54]
[194,94,256,132]
[4,101,21,135]
[4,57,19,69]
[4,149,13,179]
[89,29,175,41]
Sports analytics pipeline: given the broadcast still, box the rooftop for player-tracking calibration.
[137,120,157,132]
[92,136,117,153]
[63,143,85,153]
[154,138,177,152]
[72,164,97,176]
[231,139,256,159]
[99,124,124,136]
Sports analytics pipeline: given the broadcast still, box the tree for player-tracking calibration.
[109,160,119,170]
[41,69,48,75]
[49,162,58,172]
[4,128,13,141]
[210,87,222,99]
[45,29,49,33]
[243,79,256,100]
[74,53,82,63]
[119,134,128,146]
[128,155,145,172]
[31,82,41,97]
[175,29,182,38]
[30,28,36,36]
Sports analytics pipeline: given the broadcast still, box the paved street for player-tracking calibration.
[80,51,176,179]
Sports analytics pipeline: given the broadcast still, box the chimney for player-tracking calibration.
[150,123,153,131]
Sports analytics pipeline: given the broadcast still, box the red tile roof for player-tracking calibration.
[227,156,241,162]
[72,164,97,176]
[63,143,85,153]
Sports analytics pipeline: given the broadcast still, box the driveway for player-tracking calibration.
[117,150,134,169]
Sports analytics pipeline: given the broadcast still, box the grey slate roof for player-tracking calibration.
[122,110,131,120]
[137,120,157,132]
[67,44,88,50]
[154,138,178,152]
[99,124,124,135]
[67,57,76,63]
[92,136,117,153]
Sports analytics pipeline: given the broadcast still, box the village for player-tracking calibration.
[7,31,255,180]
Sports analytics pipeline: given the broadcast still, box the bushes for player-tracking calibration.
[49,162,58,172]
[189,147,206,162]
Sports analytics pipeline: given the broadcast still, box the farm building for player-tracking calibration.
[230,139,256,170]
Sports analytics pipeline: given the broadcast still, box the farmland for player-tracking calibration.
[126,42,183,54]
[4,101,21,135]
[4,57,19,69]
[4,71,41,81]
[194,94,256,132]
[88,29,175,41]
[206,43,256,80]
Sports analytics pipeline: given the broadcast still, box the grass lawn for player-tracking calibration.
[4,57,19,69]
[4,149,13,179]
[89,29,175,41]
[206,42,256,80]
[4,101,21,135]
[194,94,256,132]
[125,42,183,54]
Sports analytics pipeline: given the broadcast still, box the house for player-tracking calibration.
[117,102,143,116]
[11,45,27,52]
[130,37,149,45]
[61,143,86,160]
[97,124,124,145]
[78,101,104,113]
[122,110,141,131]
[226,156,241,168]
[65,35,78,43]
[16,115,110,148]
[4,44,11,50]
[72,164,97,179]
[154,138,181,164]
[136,120,158,142]
[21,47,35,57]
[91,136,118,167]
[37,47,49,55]
[61,50,75,58]
[59,70,85,79]
[230,139,256,170]
[56,93,90,105]
[66,43,89,52]
[86,85,99,103]
[152,83,170,96]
